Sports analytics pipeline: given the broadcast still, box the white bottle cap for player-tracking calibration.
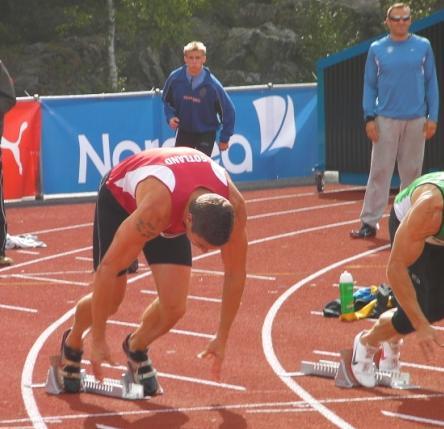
[340,270,353,283]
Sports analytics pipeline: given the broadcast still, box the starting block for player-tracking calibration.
[45,355,157,400]
[300,349,418,389]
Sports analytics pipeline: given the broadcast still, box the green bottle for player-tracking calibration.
[339,270,354,314]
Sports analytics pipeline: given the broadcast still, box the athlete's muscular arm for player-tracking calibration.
[199,178,247,379]
[91,179,171,359]
[387,186,443,359]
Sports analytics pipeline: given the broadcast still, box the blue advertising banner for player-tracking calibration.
[41,84,317,195]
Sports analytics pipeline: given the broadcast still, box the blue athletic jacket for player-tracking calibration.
[162,65,235,143]
[363,34,439,122]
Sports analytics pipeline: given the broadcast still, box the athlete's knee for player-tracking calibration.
[378,308,397,322]
[161,302,187,326]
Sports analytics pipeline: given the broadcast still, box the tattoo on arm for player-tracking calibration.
[136,218,158,239]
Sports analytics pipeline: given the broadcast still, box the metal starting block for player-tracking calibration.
[300,349,418,389]
[45,355,150,400]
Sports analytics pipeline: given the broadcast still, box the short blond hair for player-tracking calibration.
[183,41,206,55]
[386,3,410,18]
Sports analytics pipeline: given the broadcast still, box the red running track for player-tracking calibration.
[1,184,444,429]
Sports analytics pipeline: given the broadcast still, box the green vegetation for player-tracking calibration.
[0,0,442,94]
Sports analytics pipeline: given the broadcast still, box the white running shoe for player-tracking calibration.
[378,339,403,372]
[351,331,378,387]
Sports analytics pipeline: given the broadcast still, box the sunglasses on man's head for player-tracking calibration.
[388,15,411,22]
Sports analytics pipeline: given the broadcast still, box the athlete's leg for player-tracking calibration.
[129,263,191,350]
[65,182,129,351]
[122,263,190,396]
[351,309,401,387]
[360,308,401,347]
[128,233,192,350]
[66,280,127,350]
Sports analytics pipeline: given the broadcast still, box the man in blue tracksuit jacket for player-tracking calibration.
[162,41,235,157]
[350,2,439,239]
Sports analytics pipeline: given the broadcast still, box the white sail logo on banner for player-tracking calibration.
[253,95,296,154]
[0,121,28,175]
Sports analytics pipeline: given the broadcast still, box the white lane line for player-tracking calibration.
[17,250,41,255]
[20,215,371,427]
[141,289,221,303]
[248,201,358,220]
[313,350,444,373]
[386,361,444,373]
[192,268,276,281]
[76,256,93,261]
[0,304,38,313]
[79,360,246,391]
[382,410,444,426]
[9,274,88,287]
[0,426,34,429]
[107,319,213,339]
[247,192,317,203]
[131,266,275,281]
[262,244,390,429]
[8,393,444,426]
[96,424,121,429]
[96,424,122,429]
[313,350,340,357]
[245,187,364,203]
[247,408,312,414]
[250,216,388,247]
[1,270,90,276]
[0,246,92,273]
[28,223,93,236]
[21,307,76,429]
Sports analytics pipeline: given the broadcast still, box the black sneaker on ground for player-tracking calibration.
[122,334,160,396]
[59,329,83,393]
[0,255,13,266]
[350,223,377,239]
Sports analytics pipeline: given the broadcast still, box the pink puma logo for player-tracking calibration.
[1,121,28,175]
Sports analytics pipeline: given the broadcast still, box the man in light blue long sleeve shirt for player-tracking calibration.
[351,2,439,239]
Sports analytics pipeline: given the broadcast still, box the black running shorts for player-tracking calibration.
[175,129,217,157]
[389,208,444,334]
[92,180,192,272]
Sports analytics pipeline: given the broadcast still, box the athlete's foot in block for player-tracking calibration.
[59,329,83,393]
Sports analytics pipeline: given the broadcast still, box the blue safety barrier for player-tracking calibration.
[40,84,317,195]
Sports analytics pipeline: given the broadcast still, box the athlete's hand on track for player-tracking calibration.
[197,337,225,381]
[416,325,444,360]
[91,339,115,381]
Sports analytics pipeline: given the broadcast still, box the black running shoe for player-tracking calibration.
[350,223,377,239]
[122,334,159,396]
[59,329,83,393]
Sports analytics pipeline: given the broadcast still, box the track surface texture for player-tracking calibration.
[2,184,444,429]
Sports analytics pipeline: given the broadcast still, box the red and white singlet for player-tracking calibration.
[105,147,230,236]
